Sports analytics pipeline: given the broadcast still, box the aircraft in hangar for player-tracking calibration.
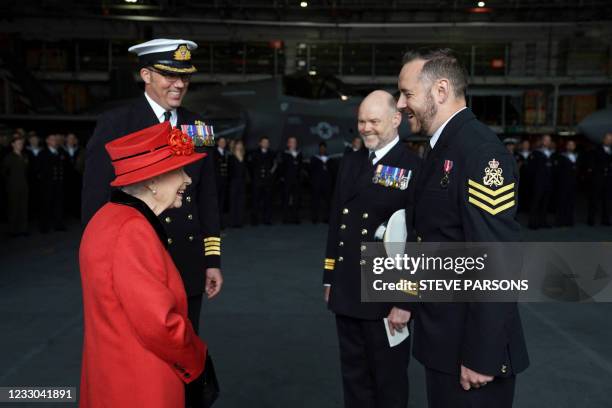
[182,73,417,158]
[577,108,612,144]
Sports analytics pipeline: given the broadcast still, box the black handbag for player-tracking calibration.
[201,353,220,407]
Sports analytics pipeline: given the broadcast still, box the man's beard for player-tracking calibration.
[414,92,438,136]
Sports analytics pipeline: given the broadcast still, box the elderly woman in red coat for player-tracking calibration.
[79,122,207,407]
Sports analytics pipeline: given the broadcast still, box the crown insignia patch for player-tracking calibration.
[483,158,504,187]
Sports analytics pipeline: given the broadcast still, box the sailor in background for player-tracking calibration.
[527,134,554,229]
[345,135,364,154]
[278,135,303,224]
[587,132,612,226]
[81,38,223,407]
[515,139,531,213]
[38,134,66,232]
[309,141,332,224]
[213,136,230,228]
[503,137,517,155]
[323,90,420,408]
[553,139,578,227]
[248,136,276,225]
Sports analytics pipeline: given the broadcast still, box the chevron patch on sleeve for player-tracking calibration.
[467,179,515,215]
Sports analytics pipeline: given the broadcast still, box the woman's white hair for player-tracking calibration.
[121,179,150,196]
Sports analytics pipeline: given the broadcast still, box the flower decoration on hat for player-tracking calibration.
[168,128,194,156]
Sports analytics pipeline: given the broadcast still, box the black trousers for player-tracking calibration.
[229,182,246,227]
[216,180,228,228]
[185,294,203,408]
[555,189,576,226]
[311,185,331,223]
[528,187,551,228]
[39,183,64,232]
[587,186,611,225]
[252,183,273,224]
[282,182,301,223]
[335,315,410,408]
[425,367,515,408]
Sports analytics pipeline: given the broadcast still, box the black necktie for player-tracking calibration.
[163,111,172,122]
[422,143,432,160]
[368,151,376,166]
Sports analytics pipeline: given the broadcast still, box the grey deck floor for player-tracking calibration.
[1,222,611,407]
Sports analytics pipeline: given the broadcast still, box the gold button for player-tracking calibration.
[342,208,349,214]
[167,238,173,245]
[361,229,368,235]
[187,214,193,220]
[164,216,172,224]
[362,213,368,219]
[340,224,346,230]
[501,364,508,374]
[338,241,344,247]
[186,196,192,203]
[188,235,194,241]
[417,236,422,243]
[338,256,344,262]
[360,245,367,252]
[359,260,366,266]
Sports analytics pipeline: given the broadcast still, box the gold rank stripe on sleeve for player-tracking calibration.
[467,179,515,215]
[324,258,336,270]
[204,237,221,256]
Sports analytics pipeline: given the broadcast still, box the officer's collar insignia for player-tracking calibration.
[372,165,412,190]
[181,122,215,147]
[467,158,515,215]
[483,158,504,187]
[440,159,453,189]
[174,44,191,61]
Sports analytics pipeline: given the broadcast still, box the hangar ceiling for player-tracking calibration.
[3,0,611,24]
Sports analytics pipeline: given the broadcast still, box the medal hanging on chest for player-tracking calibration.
[440,159,453,189]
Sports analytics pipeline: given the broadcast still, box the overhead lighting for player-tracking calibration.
[477,1,485,6]
[125,0,138,3]
[308,70,317,76]
[300,1,308,7]
[340,94,349,101]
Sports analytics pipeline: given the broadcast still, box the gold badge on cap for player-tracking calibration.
[174,44,191,61]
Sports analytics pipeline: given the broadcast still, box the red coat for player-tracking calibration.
[79,193,206,408]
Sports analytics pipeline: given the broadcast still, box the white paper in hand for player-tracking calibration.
[383,318,410,347]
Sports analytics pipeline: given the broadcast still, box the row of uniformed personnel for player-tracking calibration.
[505,134,612,228]
[211,135,339,226]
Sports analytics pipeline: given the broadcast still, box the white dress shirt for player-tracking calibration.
[370,135,399,165]
[144,92,177,127]
[565,152,577,163]
[429,107,467,149]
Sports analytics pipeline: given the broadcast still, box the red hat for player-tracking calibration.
[105,122,206,187]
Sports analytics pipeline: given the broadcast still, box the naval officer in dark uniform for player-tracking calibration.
[527,134,554,229]
[398,48,529,408]
[553,139,578,226]
[248,136,276,225]
[323,90,420,408]
[81,39,223,406]
[213,136,230,228]
[278,136,303,224]
[587,132,612,226]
